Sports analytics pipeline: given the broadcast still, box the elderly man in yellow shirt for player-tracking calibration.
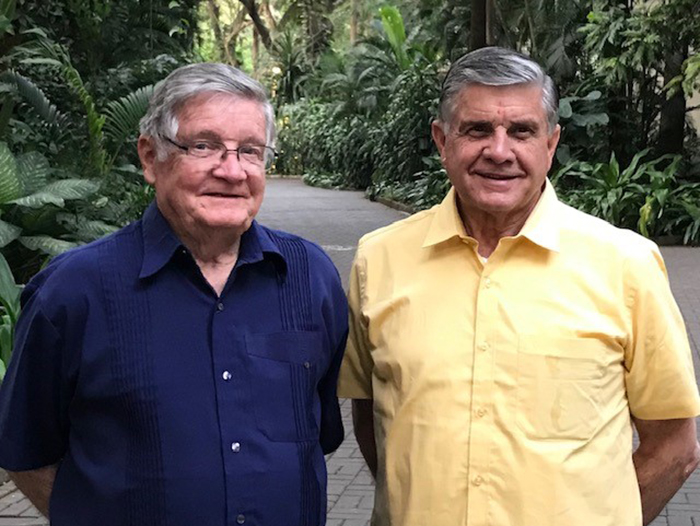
[338,46,700,526]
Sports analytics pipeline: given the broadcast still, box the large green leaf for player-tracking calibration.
[0,0,16,19]
[16,151,50,195]
[103,84,154,148]
[11,190,64,208]
[379,6,410,71]
[12,178,100,209]
[42,179,100,200]
[0,71,64,128]
[0,142,21,204]
[0,316,13,376]
[74,219,119,242]
[19,235,77,256]
[0,218,21,247]
[0,252,20,321]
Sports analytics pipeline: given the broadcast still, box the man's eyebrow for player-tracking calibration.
[185,130,266,144]
[457,120,493,131]
[508,118,541,129]
[185,130,221,141]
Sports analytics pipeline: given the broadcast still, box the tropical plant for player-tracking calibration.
[0,251,20,383]
[553,150,700,243]
[0,142,118,281]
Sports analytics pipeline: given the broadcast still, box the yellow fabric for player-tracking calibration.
[338,180,700,526]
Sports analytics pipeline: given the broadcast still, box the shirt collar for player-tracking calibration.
[422,187,470,248]
[139,202,288,279]
[517,178,560,253]
[422,178,561,252]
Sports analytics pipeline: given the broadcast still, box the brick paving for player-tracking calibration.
[1,179,699,525]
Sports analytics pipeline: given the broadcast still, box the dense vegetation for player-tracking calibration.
[0,0,698,378]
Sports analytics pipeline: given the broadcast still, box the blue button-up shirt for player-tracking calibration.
[0,203,348,526]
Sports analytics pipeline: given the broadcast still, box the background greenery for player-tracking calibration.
[0,0,698,378]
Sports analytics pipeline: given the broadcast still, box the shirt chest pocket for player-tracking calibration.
[517,337,607,441]
[245,331,322,442]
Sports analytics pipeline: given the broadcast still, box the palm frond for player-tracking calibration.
[103,84,155,156]
[0,142,21,204]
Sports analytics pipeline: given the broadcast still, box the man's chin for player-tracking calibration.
[199,214,254,234]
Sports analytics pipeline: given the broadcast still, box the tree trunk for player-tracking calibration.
[207,0,226,61]
[486,0,496,45]
[657,45,687,156]
[261,0,277,32]
[222,7,249,66]
[350,0,360,44]
[470,0,487,50]
[252,27,259,71]
[239,0,273,52]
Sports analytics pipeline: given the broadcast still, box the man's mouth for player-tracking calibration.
[476,172,521,181]
[204,192,244,198]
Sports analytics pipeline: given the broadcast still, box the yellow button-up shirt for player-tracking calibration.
[338,181,700,526]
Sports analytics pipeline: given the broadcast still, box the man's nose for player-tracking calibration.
[483,128,515,164]
[213,151,247,180]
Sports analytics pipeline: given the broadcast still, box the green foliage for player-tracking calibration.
[369,60,439,187]
[269,29,310,106]
[0,251,20,383]
[0,141,116,281]
[553,151,700,243]
[378,5,409,70]
[103,84,155,162]
[556,88,610,164]
[368,154,449,210]
[275,5,441,201]
[276,101,375,189]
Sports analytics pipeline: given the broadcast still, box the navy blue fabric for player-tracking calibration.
[0,202,348,526]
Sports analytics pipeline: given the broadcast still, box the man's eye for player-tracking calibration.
[512,126,534,138]
[466,125,490,137]
[239,145,264,160]
[191,142,217,152]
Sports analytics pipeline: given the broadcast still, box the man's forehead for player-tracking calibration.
[452,83,547,119]
[175,92,266,137]
[176,92,264,122]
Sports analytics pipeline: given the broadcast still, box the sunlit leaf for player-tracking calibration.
[0,218,21,247]
[19,235,77,256]
[0,142,21,204]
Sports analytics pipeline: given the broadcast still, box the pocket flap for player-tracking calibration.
[246,331,321,364]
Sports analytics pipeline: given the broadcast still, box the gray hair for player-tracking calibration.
[438,47,558,133]
[140,62,276,161]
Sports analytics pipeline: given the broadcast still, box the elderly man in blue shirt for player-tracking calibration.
[0,63,348,526]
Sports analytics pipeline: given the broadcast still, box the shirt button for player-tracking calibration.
[236,514,246,524]
[473,475,483,486]
[222,371,232,381]
[216,302,224,312]
[303,361,310,369]
[479,341,490,351]
[476,408,487,418]
[484,277,492,288]
[231,442,241,453]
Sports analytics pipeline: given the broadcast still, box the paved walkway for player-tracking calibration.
[1,178,699,525]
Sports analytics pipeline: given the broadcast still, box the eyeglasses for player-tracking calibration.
[164,137,276,168]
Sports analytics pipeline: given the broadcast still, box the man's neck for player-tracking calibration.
[457,202,538,259]
[160,206,243,296]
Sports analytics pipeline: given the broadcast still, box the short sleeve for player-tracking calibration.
[0,282,73,470]
[337,251,374,399]
[623,244,700,419]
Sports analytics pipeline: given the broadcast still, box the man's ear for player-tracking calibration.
[138,135,158,185]
[547,124,562,167]
[431,120,447,161]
